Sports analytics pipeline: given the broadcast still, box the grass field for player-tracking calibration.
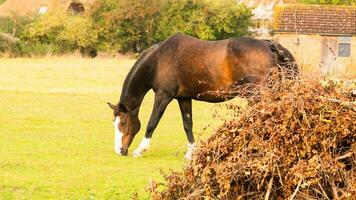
[0,58,238,199]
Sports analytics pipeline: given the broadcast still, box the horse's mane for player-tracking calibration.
[119,42,162,105]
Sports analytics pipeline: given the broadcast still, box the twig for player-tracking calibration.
[264,175,274,200]
[298,191,318,200]
[330,179,339,200]
[276,164,284,187]
[320,96,356,111]
[259,169,269,190]
[318,182,330,200]
[335,152,354,161]
[299,96,311,128]
[338,191,350,199]
[289,179,303,200]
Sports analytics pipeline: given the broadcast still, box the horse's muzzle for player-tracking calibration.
[121,148,128,156]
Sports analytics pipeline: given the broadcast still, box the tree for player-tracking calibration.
[90,0,252,53]
[91,0,162,53]
[21,12,98,56]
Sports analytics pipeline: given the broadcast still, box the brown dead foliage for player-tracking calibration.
[150,76,356,200]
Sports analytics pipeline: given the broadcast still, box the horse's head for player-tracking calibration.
[107,102,141,156]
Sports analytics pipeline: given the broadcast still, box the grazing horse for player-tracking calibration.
[108,33,297,159]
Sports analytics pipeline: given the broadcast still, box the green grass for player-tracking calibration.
[0,58,242,199]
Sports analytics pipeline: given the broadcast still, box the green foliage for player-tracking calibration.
[0,35,58,57]
[21,13,98,56]
[90,0,119,23]
[298,0,355,5]
[22,13,65,44]
[154,0,211,41]
[0,36,15,55]
[0,16,34,57]
[91,0,252,53]
[0,14,64,57]
[202,0,252,39]
[58,15,98,55]
[0,16,32,36]
[157,0,252,41]
[96,0,162,52]
[1,0,252,56]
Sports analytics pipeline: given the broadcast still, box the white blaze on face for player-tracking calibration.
[114,116,123,155]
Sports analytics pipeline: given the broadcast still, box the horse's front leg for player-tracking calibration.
[132,92,172,157]
[178,98,195,160]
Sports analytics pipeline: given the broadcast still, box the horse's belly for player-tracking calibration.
[176,79,238,102]
[193,93,236,103]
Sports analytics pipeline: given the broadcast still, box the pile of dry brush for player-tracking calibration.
[150,76,355,200]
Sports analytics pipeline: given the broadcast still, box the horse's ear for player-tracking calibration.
[119,104,128,113]
[107,102,116,110]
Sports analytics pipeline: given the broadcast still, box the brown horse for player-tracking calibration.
[107,33,297,159]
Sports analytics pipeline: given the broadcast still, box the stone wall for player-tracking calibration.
[274,33,356,78]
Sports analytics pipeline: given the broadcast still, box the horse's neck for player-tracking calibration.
[120,62,152,111]
[119,43,160,111]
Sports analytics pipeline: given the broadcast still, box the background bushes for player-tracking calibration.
[22,13,98,56]
[92,0,163,53]
[0,0,252,57]
[0,16,33,56]
[91,0,252,53]
[155,0,251,42]
[1,0,352,57]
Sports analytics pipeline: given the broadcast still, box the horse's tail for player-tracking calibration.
[265,40,299,78]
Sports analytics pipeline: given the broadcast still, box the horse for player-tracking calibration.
[107,33,298,159]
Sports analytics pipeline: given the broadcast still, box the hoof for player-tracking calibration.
[184,152,193,160]
[184,143,196,160]
[114,149,121,155]
[132,149,143,158]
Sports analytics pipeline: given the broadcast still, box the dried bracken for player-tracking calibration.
[150,76,355,200]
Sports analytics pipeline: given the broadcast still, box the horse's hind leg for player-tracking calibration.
[132,92,172,157]
[178,98,195,160]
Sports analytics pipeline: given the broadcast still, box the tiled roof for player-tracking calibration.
[273,5,356,35]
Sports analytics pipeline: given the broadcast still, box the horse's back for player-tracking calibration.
[159,34,274,75]
[149,34,276,101]
[167,35,273,81]
[152,34,232,97]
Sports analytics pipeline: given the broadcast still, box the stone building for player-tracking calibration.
[273,5,356,77]
[239,0,285,38]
